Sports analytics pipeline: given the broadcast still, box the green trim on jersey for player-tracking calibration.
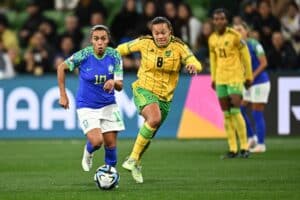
[65,46,93,71]
[247,38,265,57]
[216,83,244,98]
[106,47,123,77]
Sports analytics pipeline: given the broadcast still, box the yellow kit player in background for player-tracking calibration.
[117,16,202,183]
[208,9,253,159]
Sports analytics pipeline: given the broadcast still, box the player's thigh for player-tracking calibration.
[250,82,271,104]
[228,83,243,107]
[216,84,231,111]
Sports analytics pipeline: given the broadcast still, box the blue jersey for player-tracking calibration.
[247,39,269,84]
[66,46,123,109]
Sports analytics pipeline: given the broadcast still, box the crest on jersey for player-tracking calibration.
[165,50,172,57]
[224,41,229,46]
[108,65,114,74]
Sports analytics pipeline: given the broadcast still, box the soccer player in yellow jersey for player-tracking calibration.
[208,9,253,159]
[116,16,202,183]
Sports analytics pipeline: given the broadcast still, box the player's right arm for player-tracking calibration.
[116,37,146,56]
[57,61,69,109]
[57,47,91,109]
[208,35,217,88]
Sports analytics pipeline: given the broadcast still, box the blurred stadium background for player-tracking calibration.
[0,0,300,199]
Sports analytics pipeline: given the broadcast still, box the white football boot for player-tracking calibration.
[122,157,135,171]
[131,164,143,183]
[250,144,266,153]
[122,157,143,183]
[81,145,93,172]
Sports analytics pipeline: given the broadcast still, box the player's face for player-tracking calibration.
[91,30,109,55]
[213,13,228,33]
[151,23,172,47]
[233,24,248,39]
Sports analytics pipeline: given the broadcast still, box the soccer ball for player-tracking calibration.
[94,165,120,190]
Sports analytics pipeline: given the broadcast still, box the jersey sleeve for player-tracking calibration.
[65,46,92,71]
[180,43,202,72]
[114,51,123,81]
[116,37,144,56]
[253,41,265,57]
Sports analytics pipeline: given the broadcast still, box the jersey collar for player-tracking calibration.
[93,48,107,60]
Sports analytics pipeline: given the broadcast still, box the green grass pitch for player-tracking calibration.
[0,138,300,200]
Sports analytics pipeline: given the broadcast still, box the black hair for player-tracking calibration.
[150,16,173,33]
[212,8,230,20]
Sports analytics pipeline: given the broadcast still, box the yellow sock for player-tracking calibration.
[130,122,156,160]
[231,112,248,150]
[130,134,150,161]
[224,114,238,153]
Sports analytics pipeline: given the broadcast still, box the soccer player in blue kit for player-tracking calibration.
[57,25,125,171]
[234,22,270,153]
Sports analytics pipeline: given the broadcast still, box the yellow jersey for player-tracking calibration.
[208,27,252,84]
[116,35,202,101]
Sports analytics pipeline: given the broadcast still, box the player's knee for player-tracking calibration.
[147,117,161,128]
[88,135,103,147]
[230,96,242,107]
[104,140,116,148]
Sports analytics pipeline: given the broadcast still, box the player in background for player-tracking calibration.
[233,22,270,153]
[209,8,253,159]
[57,25,125,172]
[116,16,202,183]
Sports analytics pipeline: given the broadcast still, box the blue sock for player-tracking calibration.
[105,146,117,167]
[252,110,265,144]
[86,140,101,154]
[241,106,254,138]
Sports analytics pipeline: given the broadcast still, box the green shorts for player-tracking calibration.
[132,87,171,123]
[216,83,244,98]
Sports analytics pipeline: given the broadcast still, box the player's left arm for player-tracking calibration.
[253,42,268,79]
[239,38,253,85]
[103,51,124,92]
[181,44,202,74]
